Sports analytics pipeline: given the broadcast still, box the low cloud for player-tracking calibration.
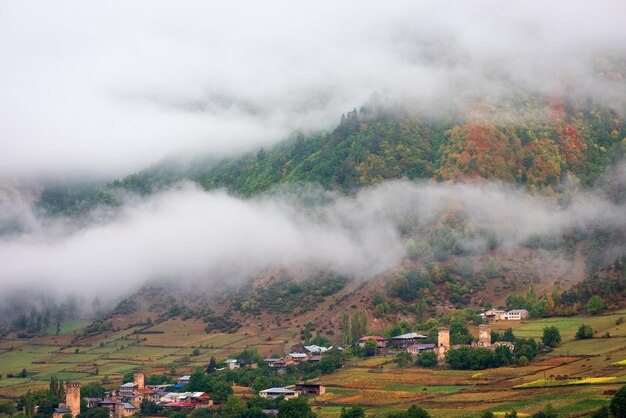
[1,0,625,179]
[1,173,624,301]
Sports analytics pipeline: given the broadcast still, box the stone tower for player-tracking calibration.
[478,324,491,347]
[65,382,80,418]
[437,326,450,348]
[134,369,145,390]
[436,326,450,364]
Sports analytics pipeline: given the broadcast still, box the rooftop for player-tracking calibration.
[260,387,296,394]
[54,408,72,413]
[288,353,308,358]
[303,344,330,353]
[392,332,428,340]
[408,343,436,349]
[164,402,195,408]
[359,335,386,341]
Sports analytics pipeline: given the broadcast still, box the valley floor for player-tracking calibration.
[2,310,626,417]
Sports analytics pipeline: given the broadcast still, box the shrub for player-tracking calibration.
[575,324,593,339]
[417,351,437,367]
[340,405,365,418]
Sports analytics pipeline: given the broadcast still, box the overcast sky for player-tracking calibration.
[1,0,625,179]
[1,1,625,303]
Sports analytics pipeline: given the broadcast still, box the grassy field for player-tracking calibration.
[1,312,626,417]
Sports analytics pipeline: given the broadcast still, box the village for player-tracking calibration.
[43,309,531,418]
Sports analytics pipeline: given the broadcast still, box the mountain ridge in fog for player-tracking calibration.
[36,93,624,217]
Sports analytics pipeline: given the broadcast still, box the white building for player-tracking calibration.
[224,359,240,370]
[259,387,299,400]
[503,309,529,320]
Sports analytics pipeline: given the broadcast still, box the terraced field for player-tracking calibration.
[0,317,292,397]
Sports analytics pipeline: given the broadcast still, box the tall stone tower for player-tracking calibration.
[436,326,450,364]
[65,382,80,418]
[134,369,145,390]
[478,324,491,347]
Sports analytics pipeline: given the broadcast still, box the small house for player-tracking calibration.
[287,352,308,361]
[52,407,72,418]
[177,376,191,385]
[264,358,287,368]
[118,382,137,398]
[480,309,506,322]
[224,359,240,370]
[407,343,436,356]
[295,383,326,396]
[358,336,387,348]
[259,387,299,400]
[390,332,428,349]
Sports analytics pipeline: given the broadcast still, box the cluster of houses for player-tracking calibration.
[52,370,218,418]
[95,370,214,417]
[356,309,528,366]
[263,344,332,370]
[354,308,528,358]
[52,365,327,418]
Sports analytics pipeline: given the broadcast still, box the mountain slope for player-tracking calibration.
[37,94,624,218]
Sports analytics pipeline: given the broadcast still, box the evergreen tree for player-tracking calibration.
[206,356,217,374]
[342,313,352,346]
[416,299,427,325]
[350,310,368,343]
[541,326,561,347]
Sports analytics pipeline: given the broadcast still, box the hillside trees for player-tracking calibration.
[0,400,16,415]
[439,123,523,182]
[278,397,315,418]
[342,313,351,346]
[340,406,365,418]
[350,309,368,342]
[587,296,608,314]
[610,385,626,418]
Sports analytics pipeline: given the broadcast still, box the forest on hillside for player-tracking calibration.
[39,94,624,217]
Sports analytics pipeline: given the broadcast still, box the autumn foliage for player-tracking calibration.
[439,123,522,182]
